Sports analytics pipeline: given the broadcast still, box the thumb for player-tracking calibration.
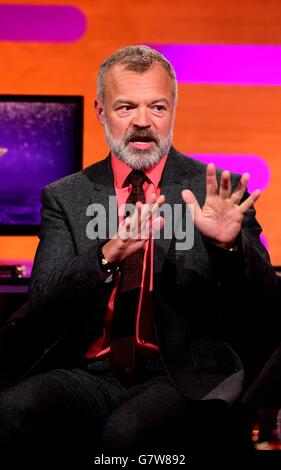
[182,189,201,220]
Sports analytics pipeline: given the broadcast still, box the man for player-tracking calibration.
[0,45,279,464]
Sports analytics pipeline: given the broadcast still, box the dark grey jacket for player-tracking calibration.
[1,147,279,400]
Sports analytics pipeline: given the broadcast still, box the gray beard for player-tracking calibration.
[104,121,173,170]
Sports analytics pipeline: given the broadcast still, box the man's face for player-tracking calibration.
[95,63,176,170]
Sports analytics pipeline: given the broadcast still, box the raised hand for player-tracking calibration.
[102,193,165,264]
[182,163,261,246]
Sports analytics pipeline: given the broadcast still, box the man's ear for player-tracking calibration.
[94,100,105,125]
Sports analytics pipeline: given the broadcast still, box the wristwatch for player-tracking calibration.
[97,243,120,275]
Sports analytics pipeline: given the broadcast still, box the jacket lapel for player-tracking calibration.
[154,148,192,273]
[83,155,117,245]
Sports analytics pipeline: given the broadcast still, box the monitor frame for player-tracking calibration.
[0,94,83,236]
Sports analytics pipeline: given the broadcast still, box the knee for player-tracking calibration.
[0,373,59,440]
[0,386,29,429]
[101,408,142,452]
[0,385,39,456]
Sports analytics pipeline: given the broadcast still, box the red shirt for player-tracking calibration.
[85,153,167,359]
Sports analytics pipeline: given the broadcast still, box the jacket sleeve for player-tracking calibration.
[205,205,278,289]
[204,202,280,385]
[28,185,108,316]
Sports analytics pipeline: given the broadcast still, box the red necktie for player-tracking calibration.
[109,170,147,373]
[120,170,147,291]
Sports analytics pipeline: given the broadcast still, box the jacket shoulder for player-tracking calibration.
[170,147,241,181]
[43,157,110,195]
[170,147,208,175]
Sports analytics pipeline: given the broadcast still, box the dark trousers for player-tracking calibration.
[0,358,245,465]
[0,358,187,463]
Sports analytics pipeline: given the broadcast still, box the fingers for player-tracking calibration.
[118,216,131,240]
[218,170,260,212]
[226,171,260,212]
[148,193,166,207]
[118,194,166,241]
[150,216,165,237]
[231,172,250,204]
[206,164,250,204]
[209,165,255,209]
[141,194,165,238]
[182,189,201,220]
[206,163,218,196]
[219,170,231,199]
[130,201,142,238]
[239,189,261,213]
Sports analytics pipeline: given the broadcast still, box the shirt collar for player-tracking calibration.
[111,153,167,189]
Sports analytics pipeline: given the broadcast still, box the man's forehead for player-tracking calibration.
[103,63,173,96]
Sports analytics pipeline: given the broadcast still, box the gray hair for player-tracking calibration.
[97,45,178,105]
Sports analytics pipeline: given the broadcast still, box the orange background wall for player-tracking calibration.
[0,0,281,265]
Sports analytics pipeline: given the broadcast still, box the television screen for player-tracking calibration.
[0,94,83,235]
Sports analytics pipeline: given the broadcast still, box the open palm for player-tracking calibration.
[182,163,261,246]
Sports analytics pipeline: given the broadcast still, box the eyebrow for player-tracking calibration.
[113,98,170,107]
[149,99,170,106]
[113,99,135,107]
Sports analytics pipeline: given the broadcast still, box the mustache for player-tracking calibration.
[124,129,159,145]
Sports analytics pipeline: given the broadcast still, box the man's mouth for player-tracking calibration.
[127,135,156,151]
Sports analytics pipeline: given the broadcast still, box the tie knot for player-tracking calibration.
[126,170,147,189]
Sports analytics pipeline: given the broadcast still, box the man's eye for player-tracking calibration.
[118,105,133,111]
[152,105,165,112]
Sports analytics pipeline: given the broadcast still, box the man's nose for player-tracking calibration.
[131,107,151,128]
